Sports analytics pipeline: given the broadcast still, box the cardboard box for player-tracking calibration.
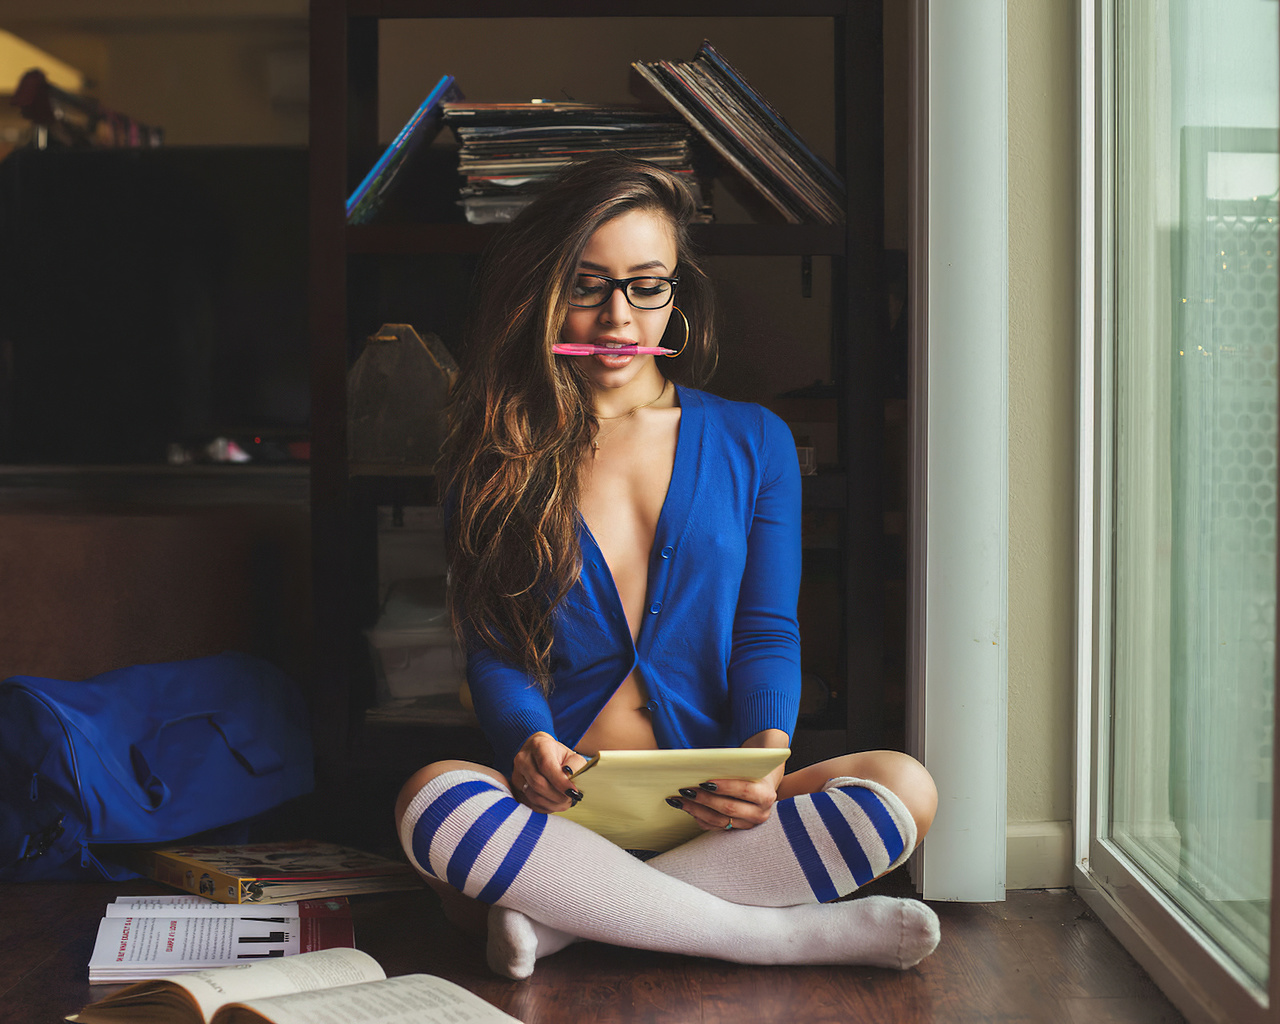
[365,578,465,700]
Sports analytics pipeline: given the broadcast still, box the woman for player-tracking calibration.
[396,155,939,979]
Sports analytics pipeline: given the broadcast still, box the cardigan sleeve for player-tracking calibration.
[465,642,558,775]
[727,408,804,745]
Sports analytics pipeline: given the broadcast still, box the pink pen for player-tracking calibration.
[552,343,677,356]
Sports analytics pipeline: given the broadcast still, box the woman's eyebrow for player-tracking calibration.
[578,258,671,274]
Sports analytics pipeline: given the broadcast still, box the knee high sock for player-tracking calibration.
[648,776,918,907]
[398,769,938,979]
[493,774,921,965]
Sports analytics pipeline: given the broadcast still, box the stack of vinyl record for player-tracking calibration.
[442,101,710,225]
[633,40,845,225]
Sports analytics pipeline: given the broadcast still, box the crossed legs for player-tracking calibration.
[394,752,938,978]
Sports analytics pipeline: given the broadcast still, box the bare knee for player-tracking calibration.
[862,751,938,841]
[394,760,507,828]
[781,750,938,842]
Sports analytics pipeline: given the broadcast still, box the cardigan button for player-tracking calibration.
[645,700,659,713]
[649,601,662,614]
[660,546,673,558]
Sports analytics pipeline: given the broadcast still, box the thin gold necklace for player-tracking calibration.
[590,378,668,455]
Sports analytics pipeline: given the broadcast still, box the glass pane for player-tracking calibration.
[1109,0,1278,988]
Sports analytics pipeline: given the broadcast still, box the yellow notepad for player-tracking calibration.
[559,747,790,852]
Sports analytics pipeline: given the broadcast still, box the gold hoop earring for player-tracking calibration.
[662,306,689,358]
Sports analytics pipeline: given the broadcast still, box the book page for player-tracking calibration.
[80,948,383,1022]
[560,747,789,851]
[215,974,518,1024]
[166,948,383,1019]
[90,916,319,974]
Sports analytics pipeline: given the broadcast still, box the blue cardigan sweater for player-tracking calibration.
[466,386,803,775]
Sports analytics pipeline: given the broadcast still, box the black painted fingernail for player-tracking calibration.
[567,788,584,802]
[679,788,699,799]
[666,797,683,809]
[569,793,582,807]
[562,765,575,776]
[699,782,718,792]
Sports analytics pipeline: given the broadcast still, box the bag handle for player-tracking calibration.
[128,711,286,811]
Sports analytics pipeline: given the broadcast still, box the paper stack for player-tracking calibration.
[87,894,354,984]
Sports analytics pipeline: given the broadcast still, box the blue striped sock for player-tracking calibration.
[399,770,548,903]
[649,775,917,907]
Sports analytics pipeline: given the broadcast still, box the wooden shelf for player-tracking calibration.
[346,470,847,512]
[347,223,489,255]
[350,472,437,507]
[346,222,846,257]
[344,0,850,18]
[802,470,847,509]
[309,0,891,756]
[0,464,309,508]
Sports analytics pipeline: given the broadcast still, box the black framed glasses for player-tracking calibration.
[567,273,679,310]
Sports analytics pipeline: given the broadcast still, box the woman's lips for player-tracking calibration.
[593,346,637,367]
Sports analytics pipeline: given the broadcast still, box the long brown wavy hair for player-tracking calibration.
[439,155,717,691]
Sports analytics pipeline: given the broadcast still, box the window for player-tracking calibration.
[1080,1,1279,1019]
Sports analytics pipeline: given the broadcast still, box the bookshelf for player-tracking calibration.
[306,1,891,772]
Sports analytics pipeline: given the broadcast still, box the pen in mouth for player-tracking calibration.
[552,343,676,356]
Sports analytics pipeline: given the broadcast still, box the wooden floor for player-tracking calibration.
[1,872,1188,1024]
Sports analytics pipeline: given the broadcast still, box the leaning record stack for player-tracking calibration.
[442,101,710,225]
[632,40,845,225]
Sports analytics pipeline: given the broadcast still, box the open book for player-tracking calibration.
[69,948,518,1024]
[560,746,789,851]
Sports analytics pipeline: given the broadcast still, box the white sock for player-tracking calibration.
[648,776,917,907]
[399,769,939,979]
[486,906,577,977]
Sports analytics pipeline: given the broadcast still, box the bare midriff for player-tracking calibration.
[574,398,680,758]
[575,673,658,756]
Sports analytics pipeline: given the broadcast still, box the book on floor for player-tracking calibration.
[88,897,355,984]
[70,947,520,1024]
[129,839,421,904]
[561,746,790,852]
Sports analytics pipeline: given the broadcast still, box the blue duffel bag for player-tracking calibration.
[0,651,314,881]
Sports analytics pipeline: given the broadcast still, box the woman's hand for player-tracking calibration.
[670,730,789,831]
[511,732,589,813]
[671,773,782,831]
